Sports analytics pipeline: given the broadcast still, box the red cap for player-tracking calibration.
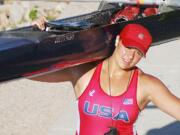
[120,24,152,56]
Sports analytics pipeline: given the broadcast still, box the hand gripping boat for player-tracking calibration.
[0,2,180,82]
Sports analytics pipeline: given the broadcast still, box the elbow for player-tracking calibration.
[175,111,180,121]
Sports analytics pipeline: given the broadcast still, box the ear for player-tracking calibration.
[115,36,120,47]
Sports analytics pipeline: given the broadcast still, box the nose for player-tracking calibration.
[125,50,134,60]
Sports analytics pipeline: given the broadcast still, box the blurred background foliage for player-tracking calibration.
[0,0,69,31]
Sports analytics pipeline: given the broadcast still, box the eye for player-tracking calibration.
[136,50,143,57]
[127,47,142,55]
[126,47,132,50]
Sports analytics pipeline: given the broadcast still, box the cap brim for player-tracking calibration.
[122,39,146,57]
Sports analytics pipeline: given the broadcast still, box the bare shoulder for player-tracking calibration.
[74,64,98,98]
[137,68,180,120]
[138,68,164,88]
[76,66,96,85]
[139,69,162,85]
[72,61,99,81]
[137,68,168,108]
[137,68,174,100]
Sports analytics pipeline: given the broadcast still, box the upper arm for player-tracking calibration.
[28,62,99,84]
[145,75,180,120]
[28,68,74,83]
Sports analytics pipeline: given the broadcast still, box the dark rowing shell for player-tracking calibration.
[0,7,180,82]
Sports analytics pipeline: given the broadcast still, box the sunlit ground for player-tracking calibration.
[0,1,179,135]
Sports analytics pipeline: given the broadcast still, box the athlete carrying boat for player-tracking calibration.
[31,15,180,134]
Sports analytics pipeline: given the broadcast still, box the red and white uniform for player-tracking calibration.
[76,63,140,135]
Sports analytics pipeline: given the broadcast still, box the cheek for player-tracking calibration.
[119,46,126,56]
[133,56,142,64]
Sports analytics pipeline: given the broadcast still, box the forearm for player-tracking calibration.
[28,70,73,83]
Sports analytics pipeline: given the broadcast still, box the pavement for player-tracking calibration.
[0,2,179,135]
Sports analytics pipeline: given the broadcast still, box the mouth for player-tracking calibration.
[122,58,131,65]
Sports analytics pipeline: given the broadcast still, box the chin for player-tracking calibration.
[119,63,135,70]
[119,64,132,70]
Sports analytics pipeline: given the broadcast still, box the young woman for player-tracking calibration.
[31,21,180,135]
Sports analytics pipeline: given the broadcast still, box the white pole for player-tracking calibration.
[69,0,180,7]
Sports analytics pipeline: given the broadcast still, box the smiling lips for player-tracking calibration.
[122,58,132,66]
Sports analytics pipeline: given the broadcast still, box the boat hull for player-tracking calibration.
[0,9,180,82]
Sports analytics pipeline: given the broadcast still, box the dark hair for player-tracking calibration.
[104,127,119,135]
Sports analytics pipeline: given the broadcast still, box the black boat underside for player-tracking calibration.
[0,4,180,82]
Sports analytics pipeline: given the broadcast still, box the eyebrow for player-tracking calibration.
[126,47,143,56]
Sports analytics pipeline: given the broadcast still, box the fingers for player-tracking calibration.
[32,16,47,31]
[115,35,120,46]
